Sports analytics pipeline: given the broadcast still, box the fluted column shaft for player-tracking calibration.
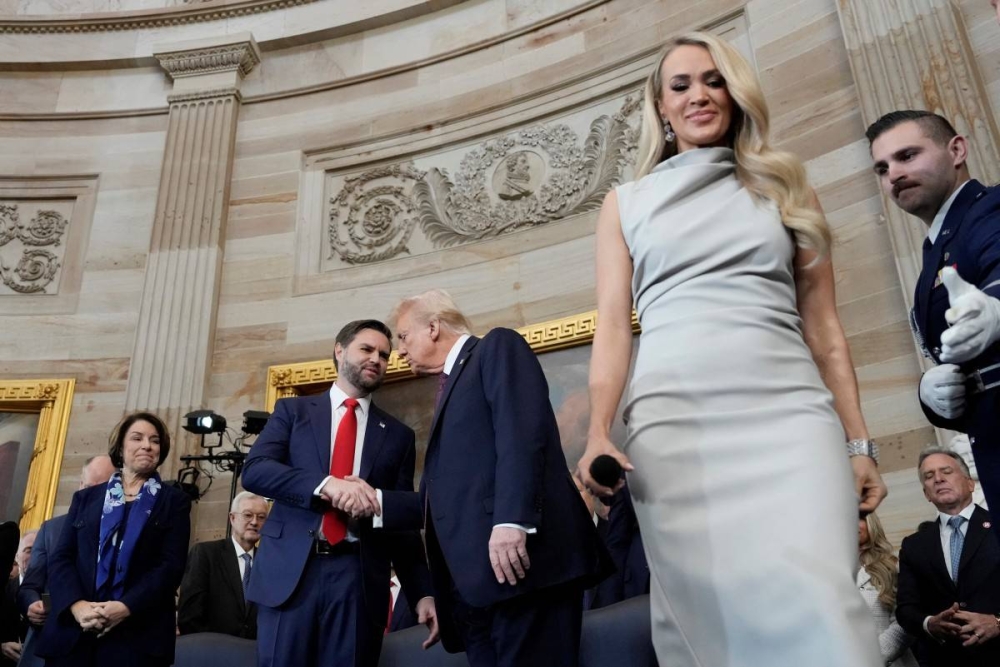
[126,34,259,472]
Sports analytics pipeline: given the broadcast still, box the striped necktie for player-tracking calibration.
[948,515,966,582]
[241,552,252,597]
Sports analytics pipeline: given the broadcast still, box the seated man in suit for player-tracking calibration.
[896,446,1000,666]
[1,530,36,666]
[242,319,436,667]
[177,491,270,638]
[17,454,116,667]
[586,483,649,610]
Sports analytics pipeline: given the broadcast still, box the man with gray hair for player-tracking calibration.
[375,289,611,667]
[896,447,1000,666]
[17,454,115,667]
[2,529,36,665]
[177,491,269,638]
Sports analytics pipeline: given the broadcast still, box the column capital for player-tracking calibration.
[154,32,260,93]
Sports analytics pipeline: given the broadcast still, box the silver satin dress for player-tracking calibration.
[616,147,881,666]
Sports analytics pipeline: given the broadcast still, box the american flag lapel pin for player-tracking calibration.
[985,521,991,529]
[379,421,386,429]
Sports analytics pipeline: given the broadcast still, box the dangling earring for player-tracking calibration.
[663,119,675,143]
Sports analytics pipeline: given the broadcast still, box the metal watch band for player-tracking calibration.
[846,439,879,464]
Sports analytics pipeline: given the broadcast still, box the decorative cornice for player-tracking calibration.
[155,39,260,80]
[0,0,314,34]
[167,87,242,104]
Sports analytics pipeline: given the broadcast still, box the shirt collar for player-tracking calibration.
[231,536,253,559]
[928,180,970,245]
[938,501,976,527]
[329,382,371,417]
[443,334,471,375]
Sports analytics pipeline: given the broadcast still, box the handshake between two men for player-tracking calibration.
[320,474,532,587]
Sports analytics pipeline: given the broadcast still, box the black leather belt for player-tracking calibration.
[313,539,360,556]
[969,362,1000,394]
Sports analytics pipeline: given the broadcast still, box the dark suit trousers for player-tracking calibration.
[451,580,583,667]
[256,549,381,667]
[968,390,1000,545]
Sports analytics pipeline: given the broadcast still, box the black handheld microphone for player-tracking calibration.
[589,454,623,489]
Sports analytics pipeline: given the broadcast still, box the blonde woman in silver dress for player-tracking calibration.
[576,32,887,666]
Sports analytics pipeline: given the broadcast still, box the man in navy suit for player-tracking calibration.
[375,290,611,667]
[242,319,437,667]
[896,447,1000,666]
[17,455,115,667]
[868,111,1000,542]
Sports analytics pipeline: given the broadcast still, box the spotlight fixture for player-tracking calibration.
[242,410,270,436]
[182,410,227,435]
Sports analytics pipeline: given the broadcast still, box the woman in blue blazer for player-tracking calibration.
[37,412,190,667]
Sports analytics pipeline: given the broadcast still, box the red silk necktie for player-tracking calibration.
[385,580,396,635]
[321,397,359,544]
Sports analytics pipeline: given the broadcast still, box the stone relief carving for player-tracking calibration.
[327,94,642,266]
[0,203,69,294]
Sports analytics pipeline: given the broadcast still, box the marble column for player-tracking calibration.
[125,34,260,474]
[837,0,1000,445]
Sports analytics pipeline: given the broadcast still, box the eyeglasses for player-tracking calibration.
[237,512,267,523]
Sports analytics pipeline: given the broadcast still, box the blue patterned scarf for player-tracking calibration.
[96,471,161,600]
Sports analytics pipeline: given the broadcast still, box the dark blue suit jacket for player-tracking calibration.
[241,393,432,628]
[587,486,648,610]
[896,505,1000,667]
[913,180,1000,429]
[17,513,67,667]
[35,483,191,664]
[381,330,612,648]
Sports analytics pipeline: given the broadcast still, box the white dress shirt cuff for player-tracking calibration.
[372,489,384,528]
[923,616,932,635]
[314,475,332,497]
[494,523,537,533]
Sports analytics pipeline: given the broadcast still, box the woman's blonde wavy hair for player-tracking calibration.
[860,512,899,610]
[634,32,831,257]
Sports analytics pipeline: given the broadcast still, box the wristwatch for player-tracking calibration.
[847,439,879,464]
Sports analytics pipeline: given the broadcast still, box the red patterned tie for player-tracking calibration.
[434,372,449,408]
[385,580,396,635]
[321,397,359,544]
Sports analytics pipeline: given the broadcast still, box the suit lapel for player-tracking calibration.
[309,393,333,474]
[219,539,246,610]
[358,403,388,480]
[920,520,954,591]
[958,505,990,583]
[427,336,479,443]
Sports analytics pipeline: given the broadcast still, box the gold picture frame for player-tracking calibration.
[265,309,639,409]
[0,378,75,532]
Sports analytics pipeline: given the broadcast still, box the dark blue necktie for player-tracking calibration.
[241,552,252,597]
[948,515,966,582]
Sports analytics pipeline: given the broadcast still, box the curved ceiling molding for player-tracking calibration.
[0,0,316,33]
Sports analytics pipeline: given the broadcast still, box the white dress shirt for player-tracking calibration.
[314,383,371,542]
[922,502,977,634]
[928,180,970,245]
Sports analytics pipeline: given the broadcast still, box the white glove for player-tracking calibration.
[919,364,967,419]
[939,267,1000,363]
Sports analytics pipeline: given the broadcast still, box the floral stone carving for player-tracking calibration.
[0,203,69,294]
[327,94,642,265]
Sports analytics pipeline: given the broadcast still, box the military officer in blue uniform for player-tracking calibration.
[867,110,1000,542]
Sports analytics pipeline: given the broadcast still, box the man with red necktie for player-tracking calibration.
[242,319,437,667]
